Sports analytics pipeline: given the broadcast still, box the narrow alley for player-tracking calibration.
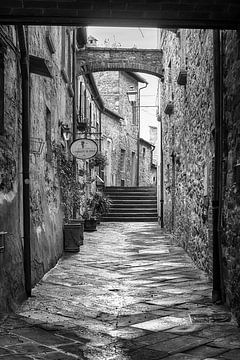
[1,222,239,360]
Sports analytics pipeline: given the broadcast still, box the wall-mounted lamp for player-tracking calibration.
[126,86,138,104]
[59,121,72,141]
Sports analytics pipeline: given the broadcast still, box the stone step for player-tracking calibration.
[106,194,157,199]
[105,186,157,192]
[112,199,157,205]
[104,186,158,222]
[111,203,157,209]
[101,216,158,222]
[107,212,158,217]
[109,208,158,213]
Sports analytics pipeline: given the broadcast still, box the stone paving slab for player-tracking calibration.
[0,222,239,359]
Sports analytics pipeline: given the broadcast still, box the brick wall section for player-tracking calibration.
[77,48,163,78]
[221,30,240,324]
[0,1,239,28]
[160,29,215,275]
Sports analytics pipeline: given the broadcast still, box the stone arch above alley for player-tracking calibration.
[77,47,164,79]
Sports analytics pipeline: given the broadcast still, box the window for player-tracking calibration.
[167,164,170,183]
[168,60,172,83]
[180,29,187,69]
[84,89,87,119]
[67,30,72,81]
[61,27,66,70]
[168,60,173,101]
[0,49,4,135]
[61,27,72,85]
[132,105,137,124]
[45,107,52,162]
[143,147,146,158]
[89,102,92,127]
[79,81,83,118]
[46,29,56,55]
[120,149,126,172]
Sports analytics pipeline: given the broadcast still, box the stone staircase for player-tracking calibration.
[101,186,158,222]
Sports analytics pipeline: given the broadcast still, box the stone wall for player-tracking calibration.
[0,25,77,311]
[77,47,163,78]
[159,29,215,275]
[28,26,74,285]
[139,139,153,186]
[221,30,240,323]
[101,113,122,186]
[0,25,25,311]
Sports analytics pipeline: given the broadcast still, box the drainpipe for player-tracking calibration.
[72,29,77,219]
[17,25,31,297]
[137,82,148,186]
[72,29,77,142]
[99,112,102,177]
[212,29,224,303]
[160,116,164,228]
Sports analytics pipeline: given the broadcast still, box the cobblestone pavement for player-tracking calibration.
[1,222,240,360]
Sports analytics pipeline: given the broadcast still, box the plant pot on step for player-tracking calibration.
[63,220,84,252]
[84,217,97,232]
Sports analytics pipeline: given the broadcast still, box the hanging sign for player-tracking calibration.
[70,138,98,160]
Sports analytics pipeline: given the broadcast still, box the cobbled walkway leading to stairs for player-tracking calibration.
[1,222,240,359]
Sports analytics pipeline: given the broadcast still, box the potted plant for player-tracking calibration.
[53,142,85,252]
[93,191,112,223]
[89,152,108,169]
[83,194,98,232]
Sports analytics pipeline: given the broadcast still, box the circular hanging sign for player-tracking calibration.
[70,138,98,160]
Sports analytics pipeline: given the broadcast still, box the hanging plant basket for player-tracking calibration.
[89,152,108,168]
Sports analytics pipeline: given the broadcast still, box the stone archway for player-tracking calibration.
[77,47,164,79]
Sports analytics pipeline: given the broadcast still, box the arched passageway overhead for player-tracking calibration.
[77,48,164,79]
[0,1,239,29]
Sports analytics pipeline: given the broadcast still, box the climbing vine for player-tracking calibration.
[52,142,85,221]
[0,136,16,193]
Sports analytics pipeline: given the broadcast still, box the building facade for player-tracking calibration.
[0,25,77,311]
[159,29,215,276]
[159,28,240,325]
[0,25,24,311]
[94,70,153,187]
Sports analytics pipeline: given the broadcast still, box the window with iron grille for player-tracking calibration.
[120,149,126,172]
[45,107,52,162]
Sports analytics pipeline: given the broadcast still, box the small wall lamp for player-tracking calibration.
[59,121,72,141]
[126,86,138,104]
